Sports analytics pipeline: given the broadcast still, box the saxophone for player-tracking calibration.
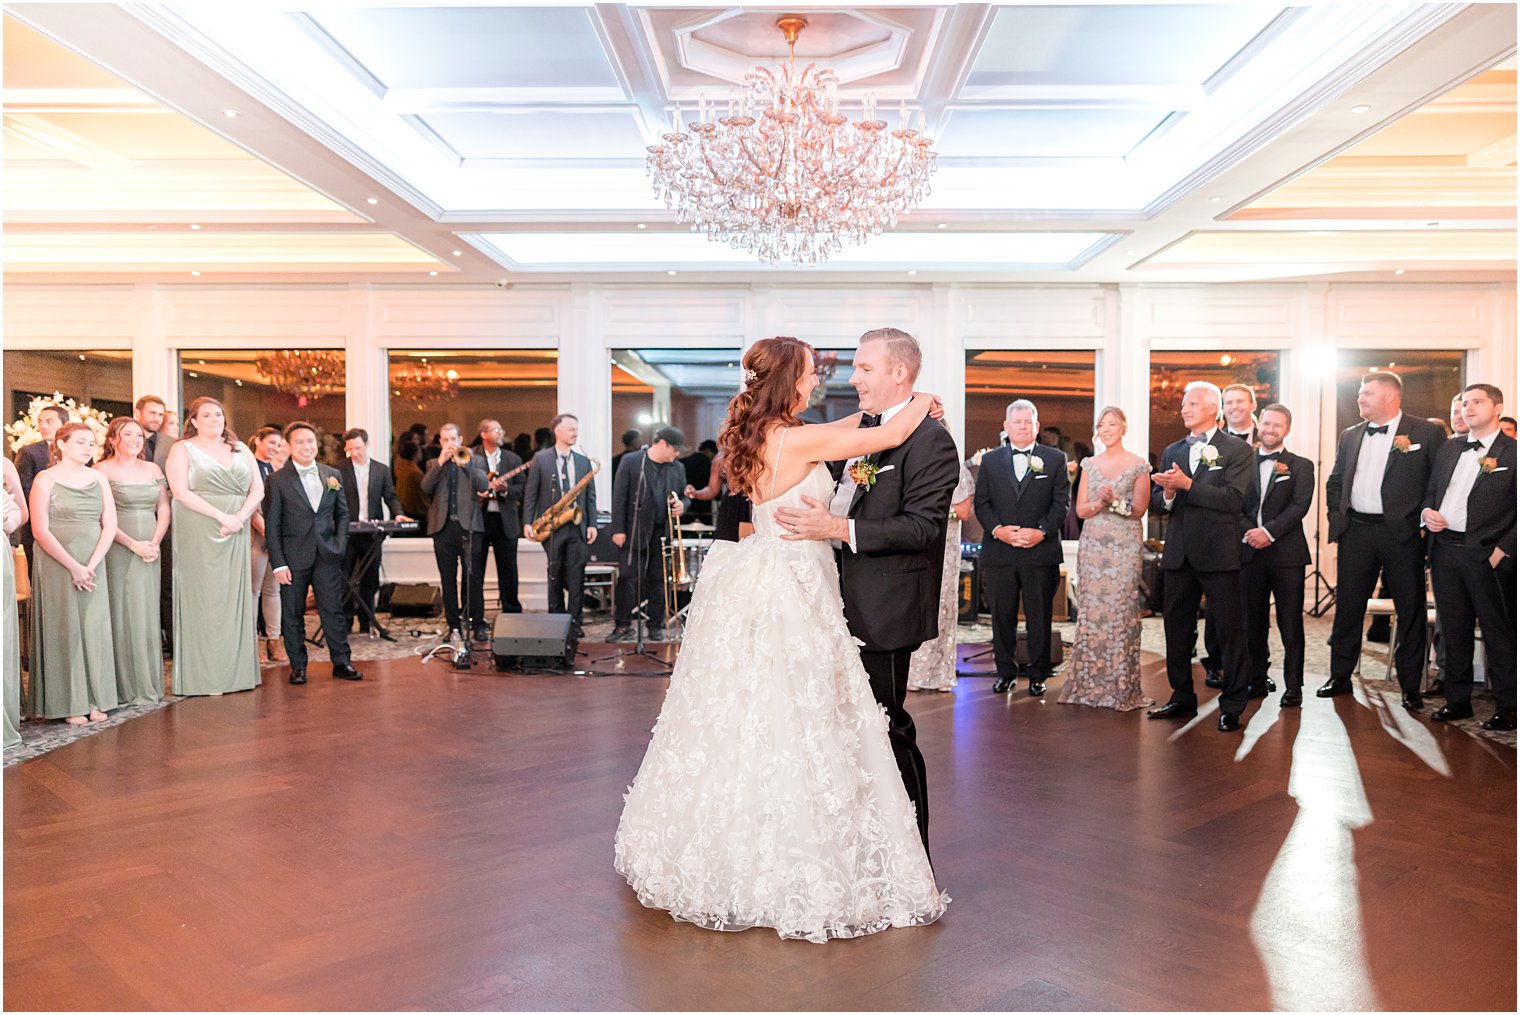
[528,458,600,542]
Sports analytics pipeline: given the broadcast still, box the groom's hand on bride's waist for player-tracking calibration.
[775,495,849,543]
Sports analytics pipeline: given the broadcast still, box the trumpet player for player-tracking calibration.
[524,413,598,639]
[422,422,489,642]
[609,426,689,643]
[469,418,526,641]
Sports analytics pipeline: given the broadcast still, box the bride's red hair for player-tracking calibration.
[719,336,813,500]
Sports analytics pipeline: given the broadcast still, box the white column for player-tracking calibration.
[130,285,177,409]
[562,285,612,505]
[924,285,964,454]
[1110,286,1151,456]
[344,285,390,443]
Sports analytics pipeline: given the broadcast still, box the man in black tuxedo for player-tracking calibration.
[339,428,411,636]
[1321,371,1445,708]
[523,413,598,638]
[775,327,960,853]
[974,399,1070,696]
[422,422,489,640]
[609,427,689,641]
[1198,382,1263,686]
[469,418,525,641]
[14,403,67,574]
[1148,381,1255,731]
[267,421,361,684]
[1239,404,1314,707]
[1423,383,1516,730]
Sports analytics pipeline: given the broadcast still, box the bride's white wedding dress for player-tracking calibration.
[614,457,948,943]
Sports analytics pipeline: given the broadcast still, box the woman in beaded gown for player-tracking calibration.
[3,458,28,747]
[97,418,171,706]
[1059,406,1155,711]
[165,397,264,697]
[908,461,974,691]
[615,336,948,944]
[27,423,119,724]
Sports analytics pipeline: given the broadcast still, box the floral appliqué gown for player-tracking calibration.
[614,461,948,943]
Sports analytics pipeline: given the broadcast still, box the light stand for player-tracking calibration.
[1303,347,1337,617]
[591,452,673,673]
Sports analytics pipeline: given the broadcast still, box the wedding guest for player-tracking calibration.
[15,403,68,573]
[524,414,597,638]
[1221,383,1259,443]
[1450,395,1471,437]
[138,395,177,654]
[611,428,641,481]
[975,400,1069,697]
[468,419,524,641]
[3,459,27,747]
[1320,372,1443,708]
[511,432,533,463]
[165,397,263,696]
[686,452,753,541]
[136,395,175,467]
[340,428,410,636]
[249,427,286,661]
[1424,384,1516,730]
[28,422,118,724]
[1059,407,1152,710]
[268,422,360,684]
[393,437,428,519]
[609,427,689,642]
[1148,382,1254,732]
[909,462,974,692]
[1500,416,1518,440]
[96,418,169,706]
[1239,405,1313,707]
[422,422,489,642]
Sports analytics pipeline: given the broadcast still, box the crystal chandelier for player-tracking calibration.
[255,350,344,408]
[645,16,938,266]
[391,361,460,411]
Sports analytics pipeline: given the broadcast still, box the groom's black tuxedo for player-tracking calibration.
[830,412,959,855]
[266,460,352,671]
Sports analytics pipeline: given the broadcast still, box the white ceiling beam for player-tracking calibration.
[911,3,995,138]
[953,84,1206,111]
[2,113,132,172]
[380,87,632,114]
[1468,134,1517,168]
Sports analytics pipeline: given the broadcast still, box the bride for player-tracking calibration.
[614,335,949,943]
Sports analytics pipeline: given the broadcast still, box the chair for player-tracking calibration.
[1362,598,1398,682]
[584,563,617,612]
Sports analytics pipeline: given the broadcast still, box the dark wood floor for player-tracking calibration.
[5,649,1515,1011]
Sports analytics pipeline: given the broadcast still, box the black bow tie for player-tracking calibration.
[1464,439,1485,453]
[860,414,881,429]
[1229,430,1252,439]
[1364,424,1390,436]
[1258,451,1281,462]
[1011,447,1034,457]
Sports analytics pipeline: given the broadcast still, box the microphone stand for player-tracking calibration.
[591,452,673,673]
[1307,370,1337,617]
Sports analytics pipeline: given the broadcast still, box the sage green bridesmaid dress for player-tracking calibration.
[173,444,260,696]
[28,481,119,720]
[106,480,165,705]
[4,496,21,748]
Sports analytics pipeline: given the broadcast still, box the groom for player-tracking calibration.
[775,327,960,853]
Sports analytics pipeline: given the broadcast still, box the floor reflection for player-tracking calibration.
[1353,680,1451,777]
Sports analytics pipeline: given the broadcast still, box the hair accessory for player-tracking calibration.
[743,369,757,384]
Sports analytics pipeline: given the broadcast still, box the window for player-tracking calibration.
[5,349,133,433]
[964,350,1097,458]
[1334,349,1464,435]
[181,349,347,458]
[1149,351,1280,466]
[389,349,558,464]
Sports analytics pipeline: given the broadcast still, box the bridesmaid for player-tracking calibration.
[27,422,119,724]
[1059,407,1154,711]
[909,461,975,692]
[165,397,263,696]
[97,417,170,706]
[3,458,28,747]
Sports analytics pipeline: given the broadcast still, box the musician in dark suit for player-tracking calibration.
[1321,371,1445,708]
[339,428,410,636]
[523,414,597,638]
[421,422,489,640]
[1239,404,1314,707]
[1148,381,1255,731]
[609,427,689,641]
[267,421,360,684]
[1423,383,1516,731]
[468,419,525,641]
[14,404,67,574]
[974,399,1070,696]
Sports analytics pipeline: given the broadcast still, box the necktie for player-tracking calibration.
[1464,439,1484,453]
[1258,451,1281,463]
[1365,424,1389,436]
[559,455,570,492]
[299,466,321,510]
[860,414,881,428]
[1186,433,1208,445]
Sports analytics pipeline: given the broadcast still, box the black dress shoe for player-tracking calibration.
[992,674,1016,694]
[1217,711,1241,732]
[1204,669,1224,689]
[1427,679,1445,697]
[1401,691,1423,710]
[1482,710,1516,731]
[646,626,666,642]
[1316,678,1353,698]
[608,626,634,643]
[1431,702,1473,722]
[333,663,363,681]
[288,670,307,685]
[1280,688,1303,708]
[471,626,491,643]
[1028,678,1046,697]
[1147,701,1198,720]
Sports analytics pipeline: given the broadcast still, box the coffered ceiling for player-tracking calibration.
[3,3,1514,284]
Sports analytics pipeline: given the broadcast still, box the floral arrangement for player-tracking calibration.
[848,456,881,490]
[1479,456,1500,475]
[1392,435,1413,453]
[5,392,112,456]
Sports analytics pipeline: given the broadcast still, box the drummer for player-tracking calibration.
[679,440,718,525]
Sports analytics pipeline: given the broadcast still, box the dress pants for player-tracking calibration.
[544,524,591,629]
[1328,516,1427,693]
[860,645,929,855]
[1200,606,1223,673]
[469,511,520,625]
[431,520,472,632]
[1241,552,1306,691]
[1430,537,1516,711]
[1163,564,1250,714]
[343,534,382,632]
[249,532,282,639]
[615,534,667,629]
[982,561,1059,680]
[279,556,351,671]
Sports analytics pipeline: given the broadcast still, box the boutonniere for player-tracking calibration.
[1273,461,1290,477]
[848,456,881,491]
[1028,456,1045,475]
[325,476,341,492]
[1479,457,1500,474]
[1199,445,1220,467]
[1391,435,1413,453]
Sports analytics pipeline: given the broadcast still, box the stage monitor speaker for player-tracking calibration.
[492,613,575,672]
[384,583,441,617]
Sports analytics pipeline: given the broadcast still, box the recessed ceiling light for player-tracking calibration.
[907,269,917,276]
[936,223,947,230]
[198,359,206,365]
[667,270,677,276]
[1426,222,1439,227]
[1124,249,1137,256]
[636,223,647,230]
[1209,195,1223,203]
[234,379,243,386]
[366,197,379,205]
[220,108,239,118]
[77,354,86,362]
[1349,103,1372,114]
[1394,268,1405,275]
[189,223,200,230]
[190,270,201,277]
[428,271,438,276]
[452,250,462,256]
[188,371,199,377]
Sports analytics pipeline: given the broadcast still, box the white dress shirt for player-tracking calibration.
[1164,427,1217,510]
[1350,412,1402,514]
[1437,428,1499,533]
[829,396,914,553]
[353,459,371,521]
[483,448,501,513]
[296,463,323,512]
[1249,449,1282,540]
[1009,445,1036,482]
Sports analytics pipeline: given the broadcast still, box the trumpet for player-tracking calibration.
[662,490,692,624]
[451,444,474,467]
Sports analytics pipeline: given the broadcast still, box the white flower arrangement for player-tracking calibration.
[5,392,112,457]
[1107,497,1132,517]
[1199,444,1220,467]
[1028,455,1045,474]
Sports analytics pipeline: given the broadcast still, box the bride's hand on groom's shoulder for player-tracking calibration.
[913,391,946,421]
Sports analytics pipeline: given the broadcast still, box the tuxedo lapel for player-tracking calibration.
[1340,425,1364,510]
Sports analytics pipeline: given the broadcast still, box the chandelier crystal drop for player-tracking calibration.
[391,362,460,411]
[645,16,938,267]
[254,350,345,408]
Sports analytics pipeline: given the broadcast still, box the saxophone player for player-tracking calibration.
[524,414,598,639]
[609,426,689,643]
